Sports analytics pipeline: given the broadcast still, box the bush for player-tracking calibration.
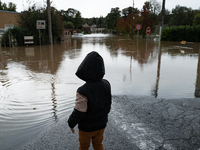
[161,25,200,42]
[1,26,31,47]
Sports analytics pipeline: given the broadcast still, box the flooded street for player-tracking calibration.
[0,34,200,149]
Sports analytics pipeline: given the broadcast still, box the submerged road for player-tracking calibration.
[17,95,200,150]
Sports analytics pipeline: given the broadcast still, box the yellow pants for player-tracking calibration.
[78,128,105,150]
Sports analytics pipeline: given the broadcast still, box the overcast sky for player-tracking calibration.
[2,0,200,18]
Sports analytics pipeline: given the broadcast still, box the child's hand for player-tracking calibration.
[70,128,75,133]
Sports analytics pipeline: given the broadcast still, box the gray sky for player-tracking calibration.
[2,0,200,18]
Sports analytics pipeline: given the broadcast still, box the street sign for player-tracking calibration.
[73,30,76,34]
[136,24,142,30]
[146,27,151,35]
[36,20,46,29]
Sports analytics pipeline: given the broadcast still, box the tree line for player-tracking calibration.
[107,2,200,36]
[1,0,200,46]
[0,1,16,11]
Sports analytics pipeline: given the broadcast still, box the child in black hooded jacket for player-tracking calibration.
[68,51,112,150]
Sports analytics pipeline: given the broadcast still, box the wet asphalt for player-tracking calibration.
[17,95,200,150]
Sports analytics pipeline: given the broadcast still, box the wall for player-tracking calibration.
[0,10,21,30]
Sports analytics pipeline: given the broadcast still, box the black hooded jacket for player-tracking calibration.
[68,51,112,132]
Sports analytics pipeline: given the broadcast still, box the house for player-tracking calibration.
[82,23,91,33]
[82,23,105,34]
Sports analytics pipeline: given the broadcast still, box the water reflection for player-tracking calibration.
[195,44,200,97]
[0,36,200,149]
[0,43,79,149]
[51,82,57,120]
[152,42,162,98]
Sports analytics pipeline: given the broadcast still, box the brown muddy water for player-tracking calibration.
[0,34,200,149]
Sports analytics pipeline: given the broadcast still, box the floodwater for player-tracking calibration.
[0,34,200,149]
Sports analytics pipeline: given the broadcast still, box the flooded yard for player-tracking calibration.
[0,34,200,149]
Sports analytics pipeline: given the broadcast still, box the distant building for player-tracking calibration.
[61,29,71,40]
[82,23,105,34]
[82,23,91,33]
[0,10,21,31]
[0,10,21,38]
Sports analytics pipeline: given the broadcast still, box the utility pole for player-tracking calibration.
[161,0,165,29]
[159,0,165,41]
[47,0,53,44]
[131,0,134,39]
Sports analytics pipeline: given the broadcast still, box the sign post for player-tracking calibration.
[36,20,46,46]
[73,30,77,34]
[136,24,142,42]
[146,27,151,43]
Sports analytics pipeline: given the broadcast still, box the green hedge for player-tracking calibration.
[1,26,31,47]
[161,25,200,42]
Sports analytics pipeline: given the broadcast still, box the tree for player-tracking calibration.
[82,18,92,26]
[64,21,74,29]
[7,2,17,11]
[97,16,105,27]
[0,1,6,10]
[150,0,161,14]
[122,6,139,19]
[105,7,121,32]
[193,13,200,26]
[0,1,16,11]
[60,8,82,30]
[144,1,160,25]
[74,11,82,29]
[116,10,140,35]
[116,17,126,34]
[171,5,194,26]
[144,1,153,12]
[141,2,156,36]
[98,16,102,27]
[92,17,97,24]
[18,5,63,44]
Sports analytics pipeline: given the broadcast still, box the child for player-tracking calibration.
[68,51,112,150]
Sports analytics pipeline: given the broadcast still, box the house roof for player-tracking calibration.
[0,10,21,14]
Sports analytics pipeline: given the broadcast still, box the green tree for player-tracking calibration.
[60,8,82,30]
[0,1,16,11]
[18,5,63,44]
[144,1,153,11]
[171,5,194,26]
[64,21,74,29]
[92,17,97,24]
[97,16,105,27]
[193,9,200,16]
[193,13,200,26]
[98,16,102,27]
[122,6,138,19]
[0,1,7,10]
[144,1,160,25]
[7,2,16,11]
[105,7,121,32]
[74,11,82,29]
[82,18,92,26]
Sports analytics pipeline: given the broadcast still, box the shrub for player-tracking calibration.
[161,25,200,42]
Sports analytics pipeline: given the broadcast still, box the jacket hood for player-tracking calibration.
[76,51,105,81]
